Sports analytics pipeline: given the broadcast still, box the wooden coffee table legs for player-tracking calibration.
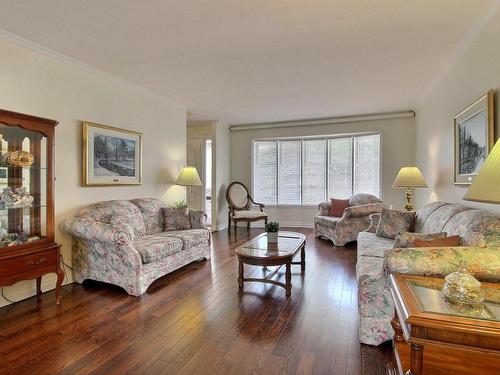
[285,263,291,296]
[238,245,306,297]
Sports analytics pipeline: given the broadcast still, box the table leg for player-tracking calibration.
[36,277,42,300]
[238,260,244,290]
[285,262,292,297]
[56,267,64,305]
[300,243,306,271]
[407,343,423,375]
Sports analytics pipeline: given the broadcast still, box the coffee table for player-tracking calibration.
[235,231,306,297]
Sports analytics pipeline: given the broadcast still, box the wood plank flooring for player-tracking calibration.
[0,228,393,375]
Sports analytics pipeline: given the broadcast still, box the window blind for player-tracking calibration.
[253,141,277,205]
[253,133,380,206]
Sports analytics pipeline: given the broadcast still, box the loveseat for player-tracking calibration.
[356,201,500,346]
[315,193,383,246]
[60,198,211,296]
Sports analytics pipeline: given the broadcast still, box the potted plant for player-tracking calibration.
[265,221,280,243]
[173,200,190,215]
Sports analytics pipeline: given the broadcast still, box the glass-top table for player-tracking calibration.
[235,231,306,297]
[407,278,500,322]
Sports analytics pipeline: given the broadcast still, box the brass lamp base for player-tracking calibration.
[404,188,413,211]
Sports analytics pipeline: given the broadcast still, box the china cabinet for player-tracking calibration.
[0,109,63,304]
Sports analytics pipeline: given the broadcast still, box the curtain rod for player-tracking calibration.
[229,111,415,131]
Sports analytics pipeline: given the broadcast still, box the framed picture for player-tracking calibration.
[454,90,494,185]
[82,121,142,186]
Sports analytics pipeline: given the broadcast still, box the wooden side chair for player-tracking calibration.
[225,181,268,233]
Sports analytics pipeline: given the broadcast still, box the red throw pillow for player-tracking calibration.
[413,235,461,247]
[329,198,350,217]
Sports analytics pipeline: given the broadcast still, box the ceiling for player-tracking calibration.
[0,0,496,124]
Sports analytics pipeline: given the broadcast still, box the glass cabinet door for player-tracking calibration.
[0,123,47,248]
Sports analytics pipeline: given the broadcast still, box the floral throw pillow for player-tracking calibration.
[393,231,447,248]
[376,209,415,239]
[163,208,191,231]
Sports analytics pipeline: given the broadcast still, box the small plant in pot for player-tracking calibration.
[173,200,190,215]
[265,221,280,243]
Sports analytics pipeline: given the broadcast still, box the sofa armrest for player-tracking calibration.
[343,203,384,218]
[384,246,500,282]
[365,213,381,233]
[189,209,208,230]
[317,201,331,216]
[60,216,134,245]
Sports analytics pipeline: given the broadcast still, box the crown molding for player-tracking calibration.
[230,111,415,131]
[0,28,187,110]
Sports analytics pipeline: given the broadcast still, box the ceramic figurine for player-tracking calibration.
[0,187,15,208]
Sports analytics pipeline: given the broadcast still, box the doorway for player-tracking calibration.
[186,138,213,227]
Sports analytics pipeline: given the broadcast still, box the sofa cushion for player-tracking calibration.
[413,235,460,247]
[75,200,146,237]
[232,210,268,219]
[163,229,210,248]
[133,235,183,263]
[393,232,447,248]
[356,254,385,285]
[329,198,349,217]
[418,203,471,234]
[316,215,341,229]
[163,208,191,231]
[131,198,166,235]
[376,209,415,239]
[357,232,394,258]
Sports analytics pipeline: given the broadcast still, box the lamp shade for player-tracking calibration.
[175,166,202,186]
[393,167,428,188]
[463,138,500,204]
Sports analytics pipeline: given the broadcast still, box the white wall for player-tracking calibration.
[187,121,231,231]
[214,122,231,230]
[414,8,500,215]
[0,37,187,307]
[230,117,415,226]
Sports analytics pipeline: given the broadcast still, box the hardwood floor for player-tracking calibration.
[0,228,393,375]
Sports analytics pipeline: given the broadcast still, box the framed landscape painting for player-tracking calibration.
[454,90,494,185]
[83,121,142,186]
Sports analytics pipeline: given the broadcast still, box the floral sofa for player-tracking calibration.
[60,198,211,296]
[356,201,500,345]
[315,193,383,246]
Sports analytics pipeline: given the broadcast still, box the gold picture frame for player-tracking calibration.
[454,90,494,185]
[82,121,142,186]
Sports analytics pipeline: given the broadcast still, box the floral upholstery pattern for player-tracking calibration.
[189,210,208,229]
[131,198,166,235]
[163,207,191,231]
[163,229,211,248]
[61,199,212,296]
[392,231,447,248]
[376,209,415,239]
[315,193,383,246]
[75,200,146,237]
[385,246,500,282]
[349,193,382,206]
[60,216,134,245]
[365,213,381,233]
[133,235,183,263]
[356,201,500,346]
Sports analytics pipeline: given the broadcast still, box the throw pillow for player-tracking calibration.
[376,209,415,239]
[163,207,191,231]
[393,232,447,248]
[329,198,350,217]
[413,235,460,247]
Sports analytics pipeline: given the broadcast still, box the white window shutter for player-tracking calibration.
[302,139,326,205]
[253,141,277,205]
[278,140,301,205]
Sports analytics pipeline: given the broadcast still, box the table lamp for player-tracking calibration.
[463,138,500,204]
[176,166,202,205]
[393,166,428,211]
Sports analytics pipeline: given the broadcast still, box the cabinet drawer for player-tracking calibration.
[0,250,58,277]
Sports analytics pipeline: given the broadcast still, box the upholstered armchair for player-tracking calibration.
[314,193,383,246]
[226,181,268,233]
